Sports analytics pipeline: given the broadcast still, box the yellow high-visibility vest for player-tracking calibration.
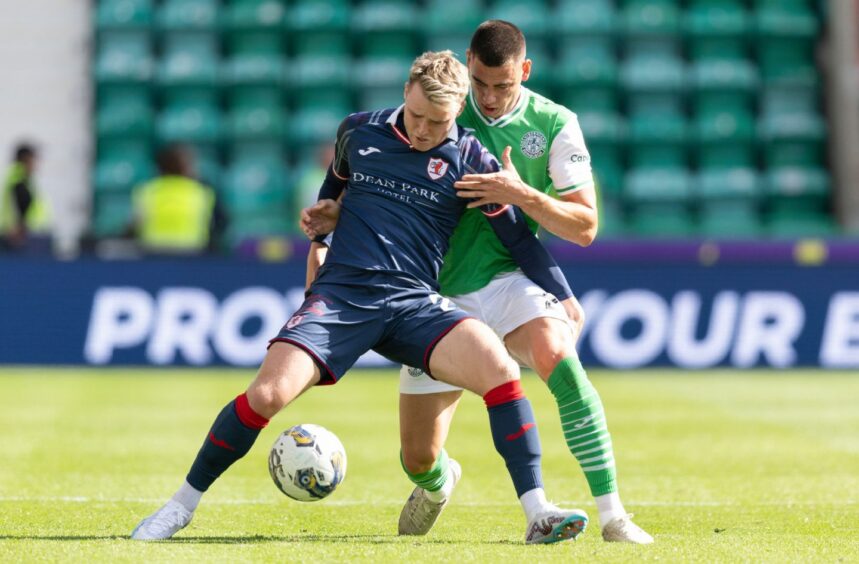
[0,163,49,235]
[133,175,215,252]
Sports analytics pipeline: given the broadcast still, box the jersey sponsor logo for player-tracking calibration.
[570,153,590,163]
[427,157,449,180]
[520,131,547,158]
[358,147,381,156]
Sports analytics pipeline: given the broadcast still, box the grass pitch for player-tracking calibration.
[0,368,857,563]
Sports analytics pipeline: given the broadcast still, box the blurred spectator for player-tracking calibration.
[130,144,227,255]
[0,143,51,251]
[292,143,335,233]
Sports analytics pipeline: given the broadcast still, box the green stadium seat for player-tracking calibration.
[352,0,416,34]
[625,167,692,203]
[222,157,289,216]
[766,210,837,238]
[290,90,351,146]
[689,58,757,94]
[699,204,763,238]
[156,0,218,31]
[95,31,154,84]
[225,213,291,247]
[156,91,222,144]
[696,168,761,237]
[354,34,416,89]
[290,33,352,90]
[621,0,682,37]
[221,0,286,31]
[222,32,285,87]
[289,0,351,32]
[765,166,829,200]
[693,105,755,169]
[359,88,405,111]
[96,0,153,30]
[555,42,618,89]
[627,204,696,238]
[627,110,687,168]
[96,87,154,140]
[489,0,550,38]
[684,0,749,62]
[620,46,685,93]
[554,0,616,37]
[226,88,286,141]
[590,145,625,198]
[189,145,223,189]
[94,141,155,193]
[423,0,483,36]
[754,2,819,85]
[597,198,626,239]
[92,192,135,237]
[157,32,219,88]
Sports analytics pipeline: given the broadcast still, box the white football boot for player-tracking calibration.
[601,513,654,544]
[130,499,193,540]
[525,507,588,544]
[398,459,462,535]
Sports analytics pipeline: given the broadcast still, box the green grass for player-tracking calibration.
[1,368,857,563]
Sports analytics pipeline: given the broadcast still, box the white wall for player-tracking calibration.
[0,2,91,255]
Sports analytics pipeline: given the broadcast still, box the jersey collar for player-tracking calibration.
[386,104,460,147]
[467,87,531,128]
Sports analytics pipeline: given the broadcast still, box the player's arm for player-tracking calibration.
[301,114,355,289]
[455,118,599,246]
[482,204,573,303]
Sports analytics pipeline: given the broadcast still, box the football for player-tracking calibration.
[268,424,347,502]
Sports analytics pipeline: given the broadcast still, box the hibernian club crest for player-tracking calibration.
[520,131,547,158]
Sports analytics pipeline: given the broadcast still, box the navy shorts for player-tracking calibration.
[271,265,470,384]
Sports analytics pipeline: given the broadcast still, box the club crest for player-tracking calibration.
[520,131,547,158]
[427,157,449,180]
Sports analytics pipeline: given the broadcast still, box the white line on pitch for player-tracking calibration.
[0,496,854,507]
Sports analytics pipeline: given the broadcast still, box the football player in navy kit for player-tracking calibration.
[130,51,585,544]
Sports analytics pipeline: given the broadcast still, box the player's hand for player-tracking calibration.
[455,146,529,208]
[300,199,341,239]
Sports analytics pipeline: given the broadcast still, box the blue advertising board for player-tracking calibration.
[1,256,858,368]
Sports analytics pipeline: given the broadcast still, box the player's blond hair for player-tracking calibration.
[407,51,469,108]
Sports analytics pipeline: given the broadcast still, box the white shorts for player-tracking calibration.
[399,270,571,394]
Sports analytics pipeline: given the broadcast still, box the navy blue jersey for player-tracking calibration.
[320,107,503,290]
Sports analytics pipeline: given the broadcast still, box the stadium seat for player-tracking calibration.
[352,0,416,34]
[221,156,289,216]
[590,145,625,198]
[554,0,616,37]
[96,87,155,140]
[693,104,756,169]
[94,141,155,193]
[620,44,685,94]
[156,90,223,145]
[289,90,351,146]
[627,109,687,169]
[92,191,135,237]
[555,42,618,89]
[226,88,286,141]
[353,34,416,89]
[221,0,286,31]
[620,0,682,37]
[754,1,819,85]
[597,198,626,239]
[488,0,550,38]
[766,210,837,238]
[225,213,291,247]
[290,33,351,90]
[423,0,483,36]
[95,31,154,84]
[156,0,219,31]
[288,0,351,32]
[684,0,749,61]
[627,204,696,238]
[222,32,285,87]
[95,0,153,30]
[157,32,219,88]
[696,168,762,238]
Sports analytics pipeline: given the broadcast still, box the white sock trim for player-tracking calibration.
[171,480,203,513]
[595,491,625,528]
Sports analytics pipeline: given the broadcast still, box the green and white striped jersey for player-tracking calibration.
[438,87,594,297]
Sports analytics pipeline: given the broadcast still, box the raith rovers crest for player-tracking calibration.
[520,131,547,158]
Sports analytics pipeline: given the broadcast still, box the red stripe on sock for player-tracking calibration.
[234,393,269,430]
[483,380,525,408]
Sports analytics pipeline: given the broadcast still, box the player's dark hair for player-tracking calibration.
[13,143,36,162]
[156,144,194,177]
[469,20,526,67]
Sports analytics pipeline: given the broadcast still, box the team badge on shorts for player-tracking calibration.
[521,131,547,158]
[427,157,449,180]
[407,366,425,377]
[286,314,303,329]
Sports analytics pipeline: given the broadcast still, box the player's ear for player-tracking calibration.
[521,59,532,82]
[456,98,466,117]
[403,81,410,102]
[465,49,472,65]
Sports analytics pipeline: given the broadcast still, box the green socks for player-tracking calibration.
[548,357,617,497]
[401,448,450,493]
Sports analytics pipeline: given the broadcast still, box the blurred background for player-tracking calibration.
[1,0,858,370]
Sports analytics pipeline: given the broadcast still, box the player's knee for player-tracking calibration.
[566,297,586,338]
[245,384,286,419]
[533,345,570,379]
[401,449,437,475]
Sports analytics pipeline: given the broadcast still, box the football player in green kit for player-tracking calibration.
[396,20,653,544]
